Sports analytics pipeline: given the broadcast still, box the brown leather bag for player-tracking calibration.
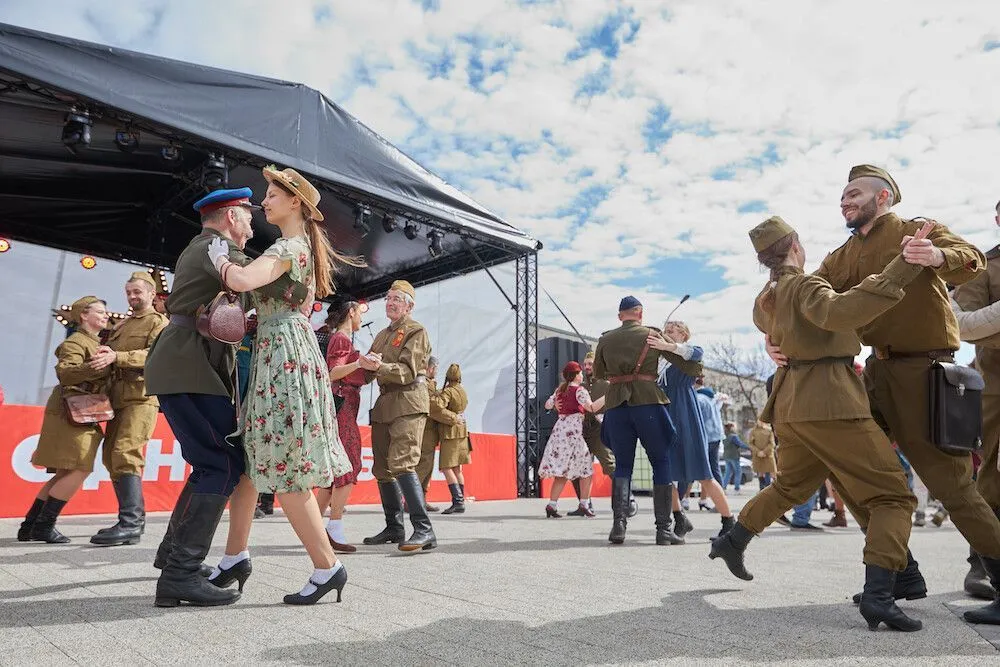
[63,393,114,426]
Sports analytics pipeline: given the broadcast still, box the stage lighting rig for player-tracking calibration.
[403,221,419,240]
[114,125,140,152]
[201,154,228,190]
[381,214,397,234]
[61,108,92,152]
[427,230,444,258]
[353,204,371,233]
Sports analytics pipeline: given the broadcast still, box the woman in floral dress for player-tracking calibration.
[538,362,604,518]
[314,294,368,553]
[205,165,362,605]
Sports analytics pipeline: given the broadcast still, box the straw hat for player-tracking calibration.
[262,165,325,222]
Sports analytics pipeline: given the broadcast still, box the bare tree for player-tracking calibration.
[706,334,774,415]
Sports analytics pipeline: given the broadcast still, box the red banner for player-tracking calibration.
[0,405,516,517]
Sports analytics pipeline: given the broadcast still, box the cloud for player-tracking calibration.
[2,0,998,365]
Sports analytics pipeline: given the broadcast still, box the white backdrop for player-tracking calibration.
[0,240,518,435]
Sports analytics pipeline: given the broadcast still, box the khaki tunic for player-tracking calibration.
[417,379,441,491]
[954,245,1000,509]
[145,228,308,398]
[32,330,110,472]
[747,424,777,475]
[593,320,702,409]
[816,211,1000,559]
[739,258,920,570]
[582,373,615,475]
[435,382,471,469]
[102,307,167,478]
[365,314,432,481]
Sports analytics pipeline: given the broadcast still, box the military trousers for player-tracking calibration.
[601,404,675,484]
[102,403,158,479]
[976,394,1000,511]
[416,428,438,492]
[158,394,245,496]
[865,357,1000,558]
[738,419,914,571]
[371,414,427,483]
[583,417,615,476]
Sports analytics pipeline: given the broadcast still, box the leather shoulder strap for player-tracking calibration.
[634,344,650,375]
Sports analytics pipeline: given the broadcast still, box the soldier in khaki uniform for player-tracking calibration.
[18,297,111,544]
[360,280,436,552]
[712,216,925,632]
[89,271,168,547]
[798,166,1000,626]
[416,356,441,510]
[592,296,700,546]
[435,363,471,514]
[567,350,619,516]
[952,200,1000,602]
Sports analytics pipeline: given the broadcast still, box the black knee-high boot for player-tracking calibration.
[18,498,44,542]
[29,497,71,544]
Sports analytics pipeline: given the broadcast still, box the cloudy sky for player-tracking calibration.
[2,0,998,360]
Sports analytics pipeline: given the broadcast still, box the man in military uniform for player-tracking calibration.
[146,187,307,607]
[567,351,616,516]
[360,280,436,552]
[952,199,1000,602]
[593,296,701,546]
[769,166,1000,624]
[416,356,441,511]
[88,271,167,546]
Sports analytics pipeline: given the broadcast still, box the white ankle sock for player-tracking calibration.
[326,519,347,543]
[209,550,249,580]
[547,499,558,509]
[298,561,343,596]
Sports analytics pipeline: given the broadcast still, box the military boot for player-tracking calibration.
[859,565,923,632]
[709,521,754,581]
[654,484,684,545]
[397,472,437,551]
[90,475,144,546]
[364,480,406,545]
[609,477,630,544]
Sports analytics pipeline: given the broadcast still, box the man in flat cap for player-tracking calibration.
[360,279,437,552]
[593,295,700,546]
[769,165,1000,623]
[88,271,167,546]
[145,187,308,607]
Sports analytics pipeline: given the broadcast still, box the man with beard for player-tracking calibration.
[567,351,622,516]
[88,271,167,547]
[768,165,1000,625]
[952,199,1000,603]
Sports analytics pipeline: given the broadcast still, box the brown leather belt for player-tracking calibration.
[607,374,657,385]
[873,347,954,361]
[786,356,853,368]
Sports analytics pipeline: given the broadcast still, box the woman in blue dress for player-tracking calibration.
[652,320,735,539]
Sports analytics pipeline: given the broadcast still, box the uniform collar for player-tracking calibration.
[855,211,901,240]
[130,306,155,317]
[774,265,804,279]
[77,329,101,342]
[390,314,411,329]
[621,319,643,328]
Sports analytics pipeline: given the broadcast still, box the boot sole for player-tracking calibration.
[89,537,141,547]
[154,595,240,608]
[398,541,437,552]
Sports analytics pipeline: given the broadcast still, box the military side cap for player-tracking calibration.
[848,164,901,205]
[128,271,156,288]
[584,350,595,361]
[619,295,642,311]
[749,216,796,253]
[390,280,415,300]
[70,296,103,324]
[192,187,260,215]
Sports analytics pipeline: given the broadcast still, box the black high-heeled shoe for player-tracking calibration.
[545,505,561,518]
[282,565,347,605]
[208,558,252,592]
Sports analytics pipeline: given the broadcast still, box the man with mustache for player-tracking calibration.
[768,165,1000,625]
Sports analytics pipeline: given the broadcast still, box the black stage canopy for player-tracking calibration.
[0,23,540,298]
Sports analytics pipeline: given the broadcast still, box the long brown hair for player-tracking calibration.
[273,181,366,298]
[555,366,579,396]
[756,232,798,315]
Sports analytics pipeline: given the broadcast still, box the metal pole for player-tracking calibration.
[37,250,68,403]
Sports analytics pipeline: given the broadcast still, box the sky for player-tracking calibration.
[1,0,998,363]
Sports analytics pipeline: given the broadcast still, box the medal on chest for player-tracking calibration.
[392,328,406,347]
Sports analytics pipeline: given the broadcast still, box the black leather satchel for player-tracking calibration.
[929,362,985,454]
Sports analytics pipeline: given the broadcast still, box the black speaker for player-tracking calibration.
[535,336,590,430]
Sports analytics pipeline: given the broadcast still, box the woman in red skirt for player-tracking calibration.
[315,295,368,552]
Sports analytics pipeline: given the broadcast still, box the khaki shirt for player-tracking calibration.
[146,229,308,398]
[593,320,703,410]
[582,373,609,433]
[106,307,167,408]
[434,383,469,440]
[815,212,985,353]
[755,257,921,423]
[953,245,1000,394]
[366,315,431,423]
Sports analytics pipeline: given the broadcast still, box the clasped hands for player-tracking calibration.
[88,345,117,370]
[357,352,382,371]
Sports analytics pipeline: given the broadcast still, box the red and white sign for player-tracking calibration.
[0,405,517,517]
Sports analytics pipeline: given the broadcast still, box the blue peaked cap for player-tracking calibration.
[192,187,259,214]
[618,295,642,311]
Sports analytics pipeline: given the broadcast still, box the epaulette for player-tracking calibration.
[985,246,1000,261]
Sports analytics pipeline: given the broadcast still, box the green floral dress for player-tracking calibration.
[242,236,351,492]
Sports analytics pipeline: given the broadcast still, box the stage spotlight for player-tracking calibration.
[403,222,419,240]
[80,255,97,269]
[114,126,140,153]
[61,108,92,151]
[0,238,9,253]
[353,204,371,233]
[427,230,444,258]
[201,154,228,190]
[381,214,397,234]
[160,144,181,162]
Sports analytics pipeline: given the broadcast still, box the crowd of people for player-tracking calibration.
[13,160,1000,635]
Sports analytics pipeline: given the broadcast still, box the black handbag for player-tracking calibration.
[929,362,985,454]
